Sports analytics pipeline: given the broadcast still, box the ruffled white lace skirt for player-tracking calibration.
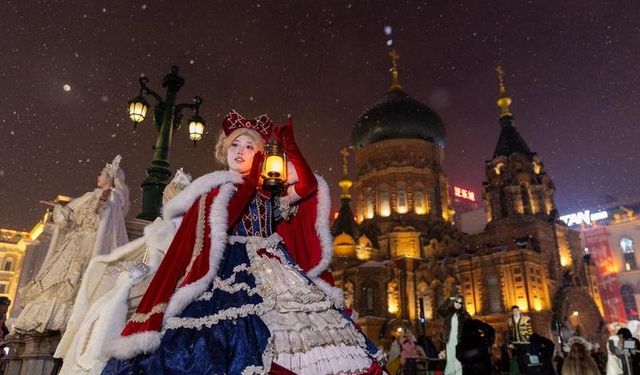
[241,234,373,375]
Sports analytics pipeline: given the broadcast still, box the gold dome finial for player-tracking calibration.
[338,147,353,199]
[496,65,512,117]
[388,49,402,91]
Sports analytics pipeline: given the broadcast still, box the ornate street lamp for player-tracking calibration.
[261,141,287,192]
[126,65,206,220]
[188,107,206,147]
[127,86,149,129]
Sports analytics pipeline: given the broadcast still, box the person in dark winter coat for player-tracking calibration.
[616,327,640,375]
[456,318,496,375]
[525,333,556,375]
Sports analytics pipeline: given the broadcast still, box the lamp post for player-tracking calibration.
[127,65,206,220]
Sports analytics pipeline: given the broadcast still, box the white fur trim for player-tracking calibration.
[285,161,299,185]
[103,175,239,360]
[312,277,344,309]
[162,171,243,220]
[103,331,163,360]
[163,182,236,319]
[306,175,334,279]
[143,218,177,254]
[96,277,137,357]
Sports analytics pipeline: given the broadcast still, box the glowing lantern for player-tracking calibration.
[261,141,287,192]
[128,95,149,129]
[188,115,205,146]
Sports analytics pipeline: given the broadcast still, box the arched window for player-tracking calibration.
[379,184,390,217]
[365,187,375,219]
[363,285,376,313]
[3,258,13,272]
[487,274,502,313]
[417,281,433,320]
[396,181,408,214]
[621,284,638,320]
[414,184,427,215]
[387,281,399,314]
[621,237,636,271]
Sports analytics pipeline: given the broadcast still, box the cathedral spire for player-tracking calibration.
[496,65,512,118]
[338,147,353,199]
[388,49,403,92]
[332,147,359,239]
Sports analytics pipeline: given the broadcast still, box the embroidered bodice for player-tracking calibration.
[73,193,101,230]
[232,190,275,238]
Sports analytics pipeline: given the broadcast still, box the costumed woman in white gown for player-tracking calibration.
[55,169,192,375]
[13,155,129,334]
[101,110,385,375]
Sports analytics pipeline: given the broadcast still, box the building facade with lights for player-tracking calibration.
[0,224,46,318]
[560,203,640,324]
[331,56,604,349]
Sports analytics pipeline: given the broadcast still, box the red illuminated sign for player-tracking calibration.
[453,186,476,202]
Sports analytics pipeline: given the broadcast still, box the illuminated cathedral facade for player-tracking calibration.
[331,52,605,348]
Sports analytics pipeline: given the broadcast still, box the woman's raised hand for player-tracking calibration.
[272,116,296,151]
[272,116,317,200]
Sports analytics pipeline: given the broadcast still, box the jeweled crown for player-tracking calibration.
[104,155,122,179]
[221,110,273,142]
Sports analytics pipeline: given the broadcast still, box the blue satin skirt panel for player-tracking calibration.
[102,241,271,375]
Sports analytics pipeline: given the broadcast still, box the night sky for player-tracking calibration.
[2,1,640,230]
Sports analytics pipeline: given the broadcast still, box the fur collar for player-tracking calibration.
[162,170,243,221]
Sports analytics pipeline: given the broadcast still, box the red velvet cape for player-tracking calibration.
[107,171,338,359]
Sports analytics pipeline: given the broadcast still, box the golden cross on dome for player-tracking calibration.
[495,64,512,117]
[496,65,506,95]
[338,147,353,199]
[389,49,400,68]
[388,49,402,91]
[340,147,350,177]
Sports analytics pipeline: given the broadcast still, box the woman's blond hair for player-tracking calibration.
[562,342,600,375]
[214,128,265,166]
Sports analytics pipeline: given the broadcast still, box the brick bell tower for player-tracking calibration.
[464,66,604,343]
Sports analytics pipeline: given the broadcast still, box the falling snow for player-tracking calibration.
[1,1,640,231]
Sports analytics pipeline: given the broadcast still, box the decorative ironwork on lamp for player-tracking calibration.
[124,66,207,220]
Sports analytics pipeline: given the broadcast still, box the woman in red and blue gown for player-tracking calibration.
[100,110,386,375]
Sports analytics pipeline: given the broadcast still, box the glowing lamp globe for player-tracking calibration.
[128,95,149,128]
[261,141,287,192]
[188,115,205,146]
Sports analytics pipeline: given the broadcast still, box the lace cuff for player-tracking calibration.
[53,205,74,229]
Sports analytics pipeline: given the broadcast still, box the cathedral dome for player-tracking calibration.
[334,233,356,257]
[351,90,446,150]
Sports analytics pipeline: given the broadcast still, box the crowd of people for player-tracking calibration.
[385,299,640,375]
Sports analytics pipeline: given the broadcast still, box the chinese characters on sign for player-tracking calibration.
[453,186,476,202]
